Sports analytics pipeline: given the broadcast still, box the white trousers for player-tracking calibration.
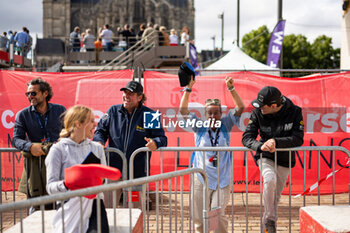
[259,158,290,228]
[192,175,231,233]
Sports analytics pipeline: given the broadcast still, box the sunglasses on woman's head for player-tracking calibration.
[205,99,221,105]
[25,91,38,97]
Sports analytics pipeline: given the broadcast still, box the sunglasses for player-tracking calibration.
[205,98,221,105]
[25,91,38,97]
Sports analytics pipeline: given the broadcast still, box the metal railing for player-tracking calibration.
[0,168,208,233]
[98,30,158,71]
[129,146,350,233]
[0,147,128,229]
[1,146,350,232]
[104,147,128,208]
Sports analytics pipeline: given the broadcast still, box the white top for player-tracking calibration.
[180,32,189,45]
[100,29,113,45]
[169,34,178,45]
[45,138,106,194]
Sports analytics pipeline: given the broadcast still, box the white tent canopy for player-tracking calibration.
[205,46,277,71]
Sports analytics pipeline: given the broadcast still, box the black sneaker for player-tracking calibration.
[264,220,276,233]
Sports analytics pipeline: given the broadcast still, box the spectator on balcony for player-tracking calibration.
[242,86,304,233]
[94,38,103,64]
[154,24,163,46]
[118,24,133,50]
[180,26,190,46]
[169,29,179,46]
[180,75,244,233]
[13,78,66,214]
[23,28,32,57]
[129,27,137,48]
[160,26,170,46]
[70,26,81,52]
[142,22,158,47]
[137,23,146,39]
[8,30,16,48]
[94,37,103,51]
[14,27,29,56]
[80,32,86,52]
[0,32,8,52]
[99,24,113,51]
[83,29,96,52]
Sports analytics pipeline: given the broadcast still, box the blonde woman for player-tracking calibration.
[179,76,244,233]
[46,105,109,233]
[169,29,179,46]
[180,26,190,46]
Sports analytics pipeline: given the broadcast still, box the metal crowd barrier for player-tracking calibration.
[104,147,127,208]
[0,147,127,232]
[0,147,21,231]
[1,146,350,232]
[129,146,350,233]
[0,168,208,233]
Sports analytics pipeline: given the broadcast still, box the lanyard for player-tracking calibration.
[34,112,49,142]
[208,128,220,147]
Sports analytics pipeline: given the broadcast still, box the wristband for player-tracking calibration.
[227,86,235,91]
[181,88,192,93]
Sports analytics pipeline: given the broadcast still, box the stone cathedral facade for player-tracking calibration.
[43,0,195,41]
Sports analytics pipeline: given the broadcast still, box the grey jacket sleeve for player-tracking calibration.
[45,145,68,194]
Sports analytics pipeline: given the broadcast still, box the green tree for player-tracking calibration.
[311,35,340,69]
[241,25,270,64]
[241,25,340,69]
[282,34,311,69]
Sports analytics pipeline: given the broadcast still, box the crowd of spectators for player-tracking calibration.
[0,26,32,58]
[69,23,191,53]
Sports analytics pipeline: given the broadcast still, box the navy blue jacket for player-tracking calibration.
[93,104,167,178]
[12,103,66,151]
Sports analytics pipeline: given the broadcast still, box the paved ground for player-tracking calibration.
[143,192,349,233]
[1,191,349,232]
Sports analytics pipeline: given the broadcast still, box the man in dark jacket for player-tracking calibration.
[13,78,66,213]
[93,80,167,207]
[93,80,167,179]
[242,86,304,233]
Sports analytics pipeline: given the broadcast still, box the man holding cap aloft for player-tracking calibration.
[242,86,304,233]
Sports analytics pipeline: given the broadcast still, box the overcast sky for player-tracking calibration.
[0,0,343,52]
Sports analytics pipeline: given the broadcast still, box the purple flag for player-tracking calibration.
[267,20,286,68]
[189,43,200,76]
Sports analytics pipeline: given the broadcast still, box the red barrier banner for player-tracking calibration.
[1,70,350,195]
[0,70,134,191]
[144,71,350,194]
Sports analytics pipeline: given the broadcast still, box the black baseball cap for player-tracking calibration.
[251,86,285,108]
[120,81,143,94]
[178,62,195,87]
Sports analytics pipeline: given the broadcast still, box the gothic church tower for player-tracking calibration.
[43,0,195,41]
